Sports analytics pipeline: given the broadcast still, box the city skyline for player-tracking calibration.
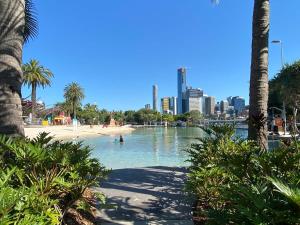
[22,1,300,110]
[148,67,246,116]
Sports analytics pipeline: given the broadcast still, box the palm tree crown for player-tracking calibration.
[64,82,85,119]
[23,60,53,88]
[22,59,53,121]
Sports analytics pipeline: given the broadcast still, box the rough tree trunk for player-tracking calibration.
[248,0,270,149]
[0,0,25,136]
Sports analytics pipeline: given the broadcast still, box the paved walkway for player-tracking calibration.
[94,166,193,224]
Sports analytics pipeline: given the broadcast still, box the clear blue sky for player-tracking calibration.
[23,0,300,111]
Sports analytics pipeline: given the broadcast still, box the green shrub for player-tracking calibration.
[186,125,300,224]
[0,133,109,224]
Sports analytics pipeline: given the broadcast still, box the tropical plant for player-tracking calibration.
[0,132,109,224]
[186,125,300,224]
[0,0,38,136]
[64,82,85,119]
[23,59,53,121]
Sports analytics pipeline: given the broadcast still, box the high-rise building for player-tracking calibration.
[186,88,203,112]
[232,96,245,115]
[205,96,216,115]
[220,100,229,114]
[201,95,208,115]
[145,104,151,110]
[152,85,158,111]
[227,96,233,106]
[169,97,177,115]
[161,97,170,114]
[177,68,187,114]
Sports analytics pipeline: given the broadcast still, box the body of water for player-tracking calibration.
[84,127,247,169]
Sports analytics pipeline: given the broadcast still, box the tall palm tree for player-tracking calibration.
[248,0,270,149]
[23,60,53,122]
[0,0,37,136]
[64,82,85,119]
[213,0,270,149]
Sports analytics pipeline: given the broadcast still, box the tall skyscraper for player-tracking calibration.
[169,97,177,115]
[152,85,158,111]
[177,68,187,114]
[202,95,208,115]
[205,96,216,115]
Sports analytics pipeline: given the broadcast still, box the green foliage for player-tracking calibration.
[78,103,100,125]
[269,60,300,110]
[186,125,300,224]
[0,133,109,224]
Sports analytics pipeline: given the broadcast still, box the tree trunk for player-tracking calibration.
[31,82,37,122]
[0,0,25,136]
[248,0,270,149]
[73,100,76,119]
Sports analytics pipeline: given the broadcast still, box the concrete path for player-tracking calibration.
[94,166,193,224]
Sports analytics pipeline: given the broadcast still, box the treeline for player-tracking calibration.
[66,105,204,125]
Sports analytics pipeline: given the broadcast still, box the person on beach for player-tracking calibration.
[120,135,124,143]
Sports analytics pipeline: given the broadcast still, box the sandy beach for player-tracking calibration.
[24,125,135,140]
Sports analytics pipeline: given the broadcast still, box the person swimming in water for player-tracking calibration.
[119,135,124,143]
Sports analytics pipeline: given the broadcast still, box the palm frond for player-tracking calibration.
[24,0,38,42]
[269,177,300,208]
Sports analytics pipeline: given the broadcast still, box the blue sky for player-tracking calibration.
[23,0,300,111]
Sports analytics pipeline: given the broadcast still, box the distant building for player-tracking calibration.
[186,88,203,112]
[177,68,187,114]
[201,95,208,115]
[227,106,235,117]
[215,102,221,114]
[205,96,215,115]
[161,97,170,114]
[227,96,233,106]
[153,85,158,111]
[220,100,229,114]
[145,104,151,110]
[169,97,177,115]
[232,96,246,115]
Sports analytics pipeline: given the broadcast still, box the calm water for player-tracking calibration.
[84,127,247,169]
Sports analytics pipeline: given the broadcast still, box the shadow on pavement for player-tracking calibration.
[94,166,193,223]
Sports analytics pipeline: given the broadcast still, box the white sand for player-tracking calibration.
[24,125,135,140]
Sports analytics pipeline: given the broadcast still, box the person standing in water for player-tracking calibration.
[119,135,124,143]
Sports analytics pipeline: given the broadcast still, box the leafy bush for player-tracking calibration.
[0,133,109,224]
[186,125,300,224]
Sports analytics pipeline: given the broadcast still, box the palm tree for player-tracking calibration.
[248,0,270,149]
[0,0,37,136]
[23,60,53,122]
[64,82,85,119]
[213,0,270,149]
